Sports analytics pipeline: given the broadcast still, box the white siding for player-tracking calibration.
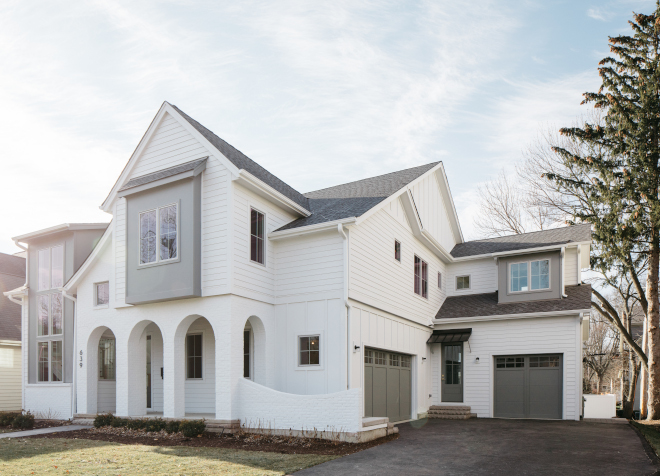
[383,196,411,231]
[184,318,216,414]
[0,344,21,411]
[350,302,433,417]
[114,199,127,307]
[564,247,578,286]
[431,315,581,420]
[446,258,497,296]
[233,183,296,301]
[97,380,116,413]
[349,208,446,326]
[409,172,457,252]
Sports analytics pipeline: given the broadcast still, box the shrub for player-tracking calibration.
[94,413,114,428]
[126,418,147,430]
[0,412,20,426]
[11,412,35,430]
[165,420,180,434]
[111,417,128,428]
[144,419,167,433]
[179,419,206,438]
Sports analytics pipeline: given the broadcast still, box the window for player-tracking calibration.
[243,330,251,379]
[394,240,401,262]
[299,335,320,366]
[38,245,63,291]
[38,293,63,337]
[51,293,62,335]
[37,341,63,382]
[375,351,386,365]
[186,334,202,379]
[496,357,525,368]
[389,354,400,367]
[38,295,49,337]
[401,355,411,368]
[95,282,109,307]
[438,272,442,289]
[99,338,116,380]
[364,349,373,364]
[529,356,559,368]
[414,255,428,298]
[456,275,470,290]
[510,259,550,292]
[140,204,178,265]
[250,208,265,264]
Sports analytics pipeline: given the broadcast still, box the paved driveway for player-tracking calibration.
[296,419,657,475]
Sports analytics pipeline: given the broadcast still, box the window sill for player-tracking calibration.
[295,365,324,371]
[507,288,551,296]
[94,305,109,310]
[247,259,267,270]
[137,257,181,269]
[27,383,71,387]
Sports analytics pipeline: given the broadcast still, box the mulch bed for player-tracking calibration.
[27,427,398,456]
[0,419,71,432]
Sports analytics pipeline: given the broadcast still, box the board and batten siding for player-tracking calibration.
[431,315,581,420]
[0,344,22,411]
[114,199,127,307]
[408,172,457,252]
[446,258,498,297]
[349,302,433,418]
[119,111,231,297]
[232,183,296,302]
[349,207,447,326]
[184,318,216,414]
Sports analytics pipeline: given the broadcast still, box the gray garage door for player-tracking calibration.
[364,348,412,423]
[494,354,562,419]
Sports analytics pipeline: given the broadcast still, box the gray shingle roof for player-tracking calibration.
[450,224,592,258]
[275,163,440,231]
[435,284,592,320]
[0,253,25,341]
[170,104,310,210]
[119,158,208,192]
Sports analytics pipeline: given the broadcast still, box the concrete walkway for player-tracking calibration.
[0,425,91,439]
[297,418,657,475]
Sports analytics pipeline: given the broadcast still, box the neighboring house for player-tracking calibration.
[5,224,107,419]
[0,252,26,411]
[6,102,592,435]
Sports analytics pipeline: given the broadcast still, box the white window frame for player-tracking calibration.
[456,275,471,291]
[243,327,253,380]
[98,336,116,381]
[297,334,322,368]
[508,259,551,294]
[394,240,402,263]
[249,205,267,267]
[138,202,180,268]
[37,339,63,383]
[37,292,64,338]
[185,332,204,380]
[414,255,428,299]
[93,281,110,309]
[37,244,64,291]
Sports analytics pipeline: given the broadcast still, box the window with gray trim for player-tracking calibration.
[38,245,63,291]
[510,259,550,292]
[299,335,320,365]
[37,340,62,382]
[140,204,178,265]
[37,293,63,337]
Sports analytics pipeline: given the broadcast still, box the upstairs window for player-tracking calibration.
[510,259,550,292]
[37,293,62,337]
[394,240,401,262]
[140,204,178,265]
[438,272,442,289]
[38,245,64,291]
[414,255,428,298]
[456,275,470,290]
[95,282,109,307]
[250,208,265,264]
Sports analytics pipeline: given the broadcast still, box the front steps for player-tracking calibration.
[427,405,477,420]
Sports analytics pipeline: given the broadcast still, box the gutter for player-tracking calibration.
[61,290,77,420]
[268,217,357,241]
[560,246,568,298]
[12,239,28,413]
[338,224,352,390]
[433,308,591,325]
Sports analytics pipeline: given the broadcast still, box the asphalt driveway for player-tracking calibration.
[296,418,657,475]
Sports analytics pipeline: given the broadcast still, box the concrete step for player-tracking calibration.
[428,409,471,415]
[427,413,476,420]
[71,418,94,426]
[363,417,389,428]
[429,405,471,411]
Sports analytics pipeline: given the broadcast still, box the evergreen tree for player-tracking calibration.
[547,4,660,418]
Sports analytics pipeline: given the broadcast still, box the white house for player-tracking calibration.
[6,102,592,438]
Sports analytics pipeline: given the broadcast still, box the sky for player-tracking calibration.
[0,0,655,254]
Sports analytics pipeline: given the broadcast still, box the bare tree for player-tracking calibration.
[584,313,619,393]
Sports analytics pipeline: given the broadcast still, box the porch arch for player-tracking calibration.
[123,320,164,416]
[243,315,266,386]
[85,326,116,415]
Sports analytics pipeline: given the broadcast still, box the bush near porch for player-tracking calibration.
[93,413,206,437]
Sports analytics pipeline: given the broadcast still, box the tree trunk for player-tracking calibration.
[623,361,641,419]
[642,314,649,418]
[646,238,660,419]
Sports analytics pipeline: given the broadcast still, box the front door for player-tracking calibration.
[441,343,463,402]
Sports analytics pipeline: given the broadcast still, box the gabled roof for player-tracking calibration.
[119,158,207,192]
[13,223,109,243]
[450,224,592,258]
[170,105,309,210]
[275,163,439,231]
[435,284,591,320]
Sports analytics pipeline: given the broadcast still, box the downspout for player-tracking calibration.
[560,246,567,298]
[13,240,28,413]
[338,224,351,390]
[62,290,77,420]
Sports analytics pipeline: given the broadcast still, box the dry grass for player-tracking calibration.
[630,420,660,456]
[0,437,336,475]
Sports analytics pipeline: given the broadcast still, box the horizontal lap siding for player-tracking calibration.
[349,208,446,326]
[432,316,580,420]
[409,173,456,252]
[0,345,21,411]
[122,112,229,296]
[447,259,497,296]
[97,380,116,413]
[185,319,216,414]
[564,247,578,286]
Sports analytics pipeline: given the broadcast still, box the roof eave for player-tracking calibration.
[451,241,592,262]
[433,308,591,325]
[269,217,356,240]
[234,169,310,217]
[12,223,109,244]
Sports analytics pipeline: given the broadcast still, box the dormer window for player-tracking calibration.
[510,259,550,292]
[139,204,178,265]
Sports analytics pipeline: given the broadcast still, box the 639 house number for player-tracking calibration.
[79,350,83,368]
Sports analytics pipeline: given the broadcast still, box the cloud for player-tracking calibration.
[587,8,613,21]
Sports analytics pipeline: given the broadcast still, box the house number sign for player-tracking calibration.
[79,350,83,368]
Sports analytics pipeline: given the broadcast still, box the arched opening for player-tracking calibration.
[126,321,164,416]
[97,329,116,413]
[182,316,215,417]
[244,316,266,386]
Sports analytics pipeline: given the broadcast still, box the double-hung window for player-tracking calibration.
[394,240,401,262]
[186,334,202,379]
[140,204,178,265]
[414,255,428,298]
[299,335,320,366]
[510,259,550,292]
[250,208,265,264]
[456,275,470,290]
[37,245,64,383]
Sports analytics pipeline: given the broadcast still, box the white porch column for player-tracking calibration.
[163,331,186,418]
[214,311,234,421]
[114,330,130,416]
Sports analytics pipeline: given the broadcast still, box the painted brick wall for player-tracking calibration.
[24,385,72,419]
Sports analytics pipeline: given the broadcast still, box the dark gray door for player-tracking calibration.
[441,343,463,402]
[494,354,562,419]
[364,349,412,422]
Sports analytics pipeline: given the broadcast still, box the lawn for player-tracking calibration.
[0,437,336,475]
[630,420,660,457]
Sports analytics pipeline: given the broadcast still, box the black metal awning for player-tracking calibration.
[427,328,472,344]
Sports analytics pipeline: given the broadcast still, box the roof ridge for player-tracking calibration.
[304,162,441,196]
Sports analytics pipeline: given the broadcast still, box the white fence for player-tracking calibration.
[584,394,617,419]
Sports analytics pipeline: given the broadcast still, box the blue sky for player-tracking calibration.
[0,0,655,253]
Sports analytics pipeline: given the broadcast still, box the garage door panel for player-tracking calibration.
[494,370,525,418]
[373,367,388,418]
[529,369,562,419]
[400,369,411,421]
[364,349,412,423]
[364,366,373,417]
